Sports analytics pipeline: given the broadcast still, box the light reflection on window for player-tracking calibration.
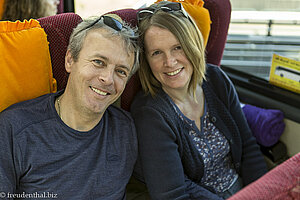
[74,0,143,19]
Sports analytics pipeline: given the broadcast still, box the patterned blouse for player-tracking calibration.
[170,98,238,193]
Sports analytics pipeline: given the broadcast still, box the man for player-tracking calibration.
[0,14,139,199]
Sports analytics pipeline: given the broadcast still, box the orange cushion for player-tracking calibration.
[155,0,211,47]
[0,19,57,112]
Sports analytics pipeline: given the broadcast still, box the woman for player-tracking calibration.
[1,0,59,21]
[130,1,268,199]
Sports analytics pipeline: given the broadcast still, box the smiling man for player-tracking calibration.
[0,14,139,199]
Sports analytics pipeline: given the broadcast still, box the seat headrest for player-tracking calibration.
[38,13,83,90]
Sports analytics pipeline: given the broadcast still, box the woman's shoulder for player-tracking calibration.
[205,63,226,80]
[204,63,233,89]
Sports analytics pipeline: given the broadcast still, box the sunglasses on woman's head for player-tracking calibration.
[137,2,191,23]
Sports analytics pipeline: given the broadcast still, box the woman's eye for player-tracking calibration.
[152,51,161,57]
[116,69,128,77]
[174,45,182,50]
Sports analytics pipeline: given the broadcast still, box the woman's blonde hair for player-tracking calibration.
[138,2,206,97]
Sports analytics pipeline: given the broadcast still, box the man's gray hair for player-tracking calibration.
[68,15,140,76]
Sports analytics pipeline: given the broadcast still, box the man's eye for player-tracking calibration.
[92,59,105,66]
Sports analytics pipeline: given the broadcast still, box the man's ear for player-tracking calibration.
[65,49,74,73]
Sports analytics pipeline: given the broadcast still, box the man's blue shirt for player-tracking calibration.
[0,91,137,199]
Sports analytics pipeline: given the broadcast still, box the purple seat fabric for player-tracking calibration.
[242,104,285,147]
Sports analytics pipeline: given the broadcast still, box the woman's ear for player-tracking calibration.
[65,49,74,73]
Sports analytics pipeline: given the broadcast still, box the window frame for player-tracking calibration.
[221,65,300,123]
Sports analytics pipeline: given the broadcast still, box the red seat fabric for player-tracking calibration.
[37,13,82,90]
[108,9,141,111]
[204,0,231,66]
[228,152,300,200]
[109,9,139,28]
[57,0,64,14]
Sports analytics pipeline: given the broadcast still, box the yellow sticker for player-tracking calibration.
[269,53,300,94]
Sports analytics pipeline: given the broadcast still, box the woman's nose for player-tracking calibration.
[164,54,177,67]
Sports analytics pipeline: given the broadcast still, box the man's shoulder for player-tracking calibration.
[106,105,133,122]
[105,106,137,142]
[0,93,54,132]
[2,93,51,114]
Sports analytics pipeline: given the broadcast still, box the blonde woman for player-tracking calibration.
[129,1,268,199]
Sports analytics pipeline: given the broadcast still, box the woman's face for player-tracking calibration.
[144,26,193,93]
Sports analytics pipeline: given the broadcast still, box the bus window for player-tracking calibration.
[74,0,146,18]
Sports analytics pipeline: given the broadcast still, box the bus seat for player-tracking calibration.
[228,152,300,200]
[37,13,82,91]
[107,8,140,111]
[109,0,232,111]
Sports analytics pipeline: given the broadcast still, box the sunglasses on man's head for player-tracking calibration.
[137,2,190,23]
[74,15,134,37]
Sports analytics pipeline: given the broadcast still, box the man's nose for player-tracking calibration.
[98,67,114,85]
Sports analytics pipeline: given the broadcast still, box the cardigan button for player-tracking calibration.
[211,117,217,123]
[235,163,240,169]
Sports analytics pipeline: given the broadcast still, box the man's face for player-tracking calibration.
[65,28,135,116]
